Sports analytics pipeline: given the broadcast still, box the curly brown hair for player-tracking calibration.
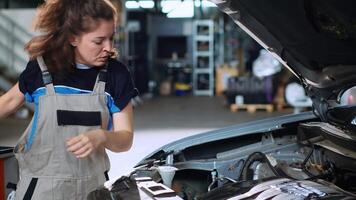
[25,0,117,73]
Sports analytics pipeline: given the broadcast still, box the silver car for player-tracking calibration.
[89,0,356,199]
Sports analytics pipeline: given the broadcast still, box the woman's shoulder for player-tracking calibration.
[20,59,42,80]
[18,59,43,94]
[25,59,41,72]
[107,58,130,75]
[105,58,138,110]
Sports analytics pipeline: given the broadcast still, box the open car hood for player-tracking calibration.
[211,0,356,121]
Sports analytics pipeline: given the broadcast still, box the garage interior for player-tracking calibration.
[0,0,318,197]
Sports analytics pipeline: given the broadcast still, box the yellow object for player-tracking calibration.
[215,65,239,96]
[175,83,191,91]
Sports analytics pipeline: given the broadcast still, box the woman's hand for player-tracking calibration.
[66,102,134,157]
[66,129,107,158]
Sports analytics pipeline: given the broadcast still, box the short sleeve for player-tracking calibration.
[18,60,43,102]
[106,59,139,112]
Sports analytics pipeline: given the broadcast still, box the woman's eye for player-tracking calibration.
[93,40,103,45]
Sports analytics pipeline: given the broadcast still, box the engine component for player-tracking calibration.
[239,152,280,181]
[226,178,356,200]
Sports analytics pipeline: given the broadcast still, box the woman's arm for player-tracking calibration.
[67,102,134,158]
[103,101,134,152]
[0,82,25,119]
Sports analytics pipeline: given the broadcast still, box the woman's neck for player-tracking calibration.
[75,63,91,69]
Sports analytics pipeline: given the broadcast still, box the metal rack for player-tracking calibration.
[192,20,214,96]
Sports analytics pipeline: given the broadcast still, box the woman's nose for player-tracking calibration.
[103,40,113,52]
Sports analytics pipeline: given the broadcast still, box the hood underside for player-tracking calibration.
[211,0,356,119]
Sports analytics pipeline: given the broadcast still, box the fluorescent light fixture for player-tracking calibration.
[167,0,194,18]
[125,1,140,9]
[161,0,181,13]
[201,0,217,7]
[139,0,155,9]
[194,0,217,7]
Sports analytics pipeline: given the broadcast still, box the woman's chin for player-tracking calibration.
[93,60,107,67]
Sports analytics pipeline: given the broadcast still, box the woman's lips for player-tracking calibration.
[98,56,109,61]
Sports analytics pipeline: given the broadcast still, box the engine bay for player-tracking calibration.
[126,121,356,199]
[90,120,356,199]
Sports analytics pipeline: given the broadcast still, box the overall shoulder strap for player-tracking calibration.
[93,67,107,94]
[36,56,55,95]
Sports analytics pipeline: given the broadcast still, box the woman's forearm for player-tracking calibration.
[66,128,133,158]
[0,95,12,118]
[66,104,134,157]
[0,83,25,119]
[102,129,133,152]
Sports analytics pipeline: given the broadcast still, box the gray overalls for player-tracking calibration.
[14,57,110,200]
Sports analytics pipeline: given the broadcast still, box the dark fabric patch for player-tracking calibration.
[57,110,101,126]
[104,170,109,181]
[23,178,38,200]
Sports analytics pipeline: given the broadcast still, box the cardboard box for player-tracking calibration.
[215,65,239,96]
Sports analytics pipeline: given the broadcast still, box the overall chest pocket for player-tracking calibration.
[57,110,102,126]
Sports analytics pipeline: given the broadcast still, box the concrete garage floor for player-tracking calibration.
[0,96,291,182]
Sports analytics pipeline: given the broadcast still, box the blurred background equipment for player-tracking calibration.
[285,82,312,114]
[252,49,281,78]
[0,147,18,200]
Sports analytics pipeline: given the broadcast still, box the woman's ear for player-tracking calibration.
[69,36,78,47]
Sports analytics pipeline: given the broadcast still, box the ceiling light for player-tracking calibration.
[201,0,217,7]
[161,0,181,13]
[167,0,194,18]
[139,0,155,9]
[125,1,140,9]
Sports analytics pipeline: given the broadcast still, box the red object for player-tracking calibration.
[348,95,354,105]
[0,159,4,200]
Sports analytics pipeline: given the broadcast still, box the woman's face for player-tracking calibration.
[71,19,115,67]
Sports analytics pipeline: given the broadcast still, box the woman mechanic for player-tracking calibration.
[0,0,138,199]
